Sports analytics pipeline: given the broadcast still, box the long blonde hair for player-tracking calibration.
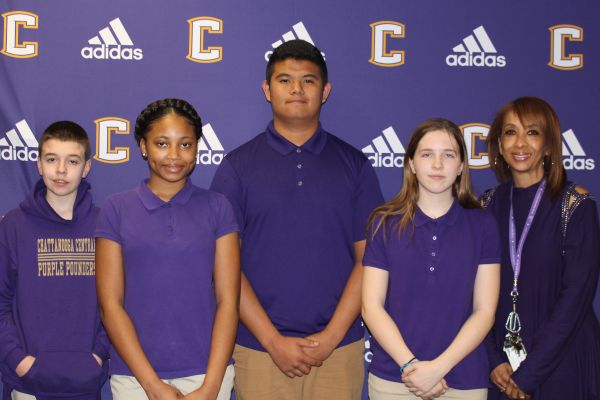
[367,118,480,238]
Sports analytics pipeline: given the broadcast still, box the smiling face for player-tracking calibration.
[37,139,91,204]
[499,111,547,187]
[140,113,198,196]
[409,129,464,199]
[262,58,332,128]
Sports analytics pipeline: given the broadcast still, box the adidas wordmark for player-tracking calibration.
[81,18,143,60]
[446,26,506,67]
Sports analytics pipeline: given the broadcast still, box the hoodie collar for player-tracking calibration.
[20,178,93,224]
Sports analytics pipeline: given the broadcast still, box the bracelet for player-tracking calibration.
[399,357,419,375]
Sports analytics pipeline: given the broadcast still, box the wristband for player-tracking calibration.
[400,357,419,375]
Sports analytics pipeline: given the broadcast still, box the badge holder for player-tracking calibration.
[503,286,526,370]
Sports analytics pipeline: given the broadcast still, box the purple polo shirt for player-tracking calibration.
[95,179,238,378]
[210,121,383,350]
[363,201,501,389]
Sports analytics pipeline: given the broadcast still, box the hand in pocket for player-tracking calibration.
[15,355,36,377]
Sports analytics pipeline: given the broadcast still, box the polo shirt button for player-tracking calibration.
[430,266,435,272]
[432,235,437,240]
[298,181,303,186]
[296,148,301,153]
[431,252,436,256]
[297,163,302,169]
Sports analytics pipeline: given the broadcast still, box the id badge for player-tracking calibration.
[504,343,527,371]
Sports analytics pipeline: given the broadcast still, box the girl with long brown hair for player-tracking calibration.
[362,118,501,400]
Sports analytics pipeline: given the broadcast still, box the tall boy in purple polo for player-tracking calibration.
[210,40,383,399]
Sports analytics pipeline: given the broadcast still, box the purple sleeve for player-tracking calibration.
[94,197,123,244]
[479,211,502,265]
[353,161,384,242]
[210,158,245,237]
[512,198,600,393]
[209,191,239,239]
[362,220,391,271]
[0,221,28,371]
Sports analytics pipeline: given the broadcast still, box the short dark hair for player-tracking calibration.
[134,98,202,146]
[39,121,91,160]
[266,39,328,84]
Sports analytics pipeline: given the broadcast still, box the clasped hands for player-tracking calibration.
[266,331,338,378]
[402,360,448,400]
[490,362,531,400]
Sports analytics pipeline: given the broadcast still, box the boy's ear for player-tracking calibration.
[82,159,91,178]
[321,82,332,104]
[261,80,272,103]
[36,158,43,176]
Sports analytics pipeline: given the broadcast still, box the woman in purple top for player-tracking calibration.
[362,118,501,400]
[95,99,240,400]
[482,97,600,400]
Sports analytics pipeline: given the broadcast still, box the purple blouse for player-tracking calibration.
[484,181,600,400]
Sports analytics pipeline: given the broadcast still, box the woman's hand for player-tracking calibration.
[490,362,530,399]
[490,362,513,392]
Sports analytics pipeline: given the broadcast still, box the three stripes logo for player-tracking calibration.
[562,129,594,170]
[197,123,225,165]
[446,26,506,68]
[264,22,324,62]
[362,127,405,168]
[0,120,38,161]
[81,18,143,61]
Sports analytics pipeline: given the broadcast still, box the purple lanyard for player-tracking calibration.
[508,179,546,296]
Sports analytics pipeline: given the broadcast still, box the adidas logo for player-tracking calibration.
[196,123,225,165]
[0,120,39,161]
[362,127,405,168]
[81,18,143,61]
[264,22,325,62]
[562,129,594,170]
[446,26,506,68]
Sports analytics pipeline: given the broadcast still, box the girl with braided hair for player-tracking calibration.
[96,98,240,400]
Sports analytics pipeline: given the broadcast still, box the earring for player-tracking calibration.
[142,152,147,157]
[494,156,498,166]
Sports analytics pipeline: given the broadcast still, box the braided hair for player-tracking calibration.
[134,98,202,146]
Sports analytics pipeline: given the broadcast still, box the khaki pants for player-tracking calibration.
[11,392,35,400]
[110,364,234,400]
[233,339,364,400]
[368,373,487,400]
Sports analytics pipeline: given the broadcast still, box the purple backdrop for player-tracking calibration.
[1,1,598,397]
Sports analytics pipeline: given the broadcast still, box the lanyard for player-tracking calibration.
[504,178,546,359]
[508,178,546,297]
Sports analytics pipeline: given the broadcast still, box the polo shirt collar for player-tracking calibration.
[414,199,460,227]
[136,178,194,210]
[265,120,327,155]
